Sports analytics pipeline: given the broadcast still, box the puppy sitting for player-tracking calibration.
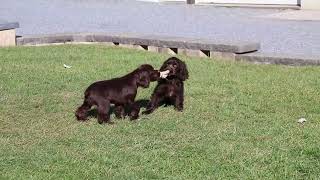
[143,57,189,115]
[75,64,164,124]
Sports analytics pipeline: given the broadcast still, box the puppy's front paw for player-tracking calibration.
[130,115,139,121]
[142,110,152,115]
[174,107,183,112]
[106,121,115,125]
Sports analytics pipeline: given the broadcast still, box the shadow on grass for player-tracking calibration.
[87,99,150,119]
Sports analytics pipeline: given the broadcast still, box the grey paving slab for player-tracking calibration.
[16,33,260,53]
[1,0,319,57]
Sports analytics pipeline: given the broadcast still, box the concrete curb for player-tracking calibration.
[236,53,320,66]
[16,32,260,54]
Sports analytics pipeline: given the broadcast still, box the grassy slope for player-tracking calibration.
[0,45,319,179]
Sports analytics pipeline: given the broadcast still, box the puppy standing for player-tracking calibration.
[143,57,189,115]
[75,64,160,124]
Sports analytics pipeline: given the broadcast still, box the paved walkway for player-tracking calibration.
[1,0,320,58]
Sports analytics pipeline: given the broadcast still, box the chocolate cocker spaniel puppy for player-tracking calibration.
[142,57,189,115]
[75,64,161,124]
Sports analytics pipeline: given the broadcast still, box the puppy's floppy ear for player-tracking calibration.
[177,60,189,81]
[136,71,151,88]
[160,58,171,71]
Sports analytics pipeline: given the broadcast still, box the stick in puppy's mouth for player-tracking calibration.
[159,70,170,79]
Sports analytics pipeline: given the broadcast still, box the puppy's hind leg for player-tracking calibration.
[75,99,92,121]
[97,99,113,124]
[114,105,125,119]
[129,102,140,120]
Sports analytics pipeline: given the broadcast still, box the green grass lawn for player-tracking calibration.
[1,45,320,179]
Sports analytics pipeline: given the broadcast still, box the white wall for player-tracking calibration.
[195,0,297,5]
[302,0,320,9]
[138,0,185,2]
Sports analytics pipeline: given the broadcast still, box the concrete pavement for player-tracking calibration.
[1,0,319,60]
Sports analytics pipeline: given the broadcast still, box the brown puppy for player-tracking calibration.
[75,64,160,124]
[142,57,189,115]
